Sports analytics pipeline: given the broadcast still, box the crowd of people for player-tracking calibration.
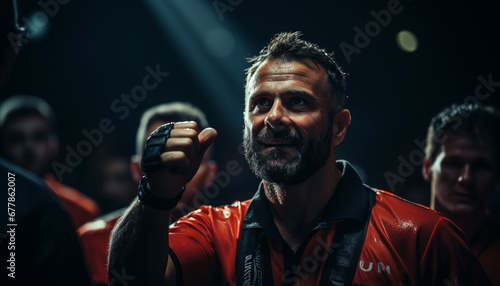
[1,0,499,285]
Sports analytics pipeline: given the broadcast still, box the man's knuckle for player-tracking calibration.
[177,152,187,161]
[186,129,198,137]
[184,138,193,145]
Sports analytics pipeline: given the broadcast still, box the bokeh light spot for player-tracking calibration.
[396,30,418,53]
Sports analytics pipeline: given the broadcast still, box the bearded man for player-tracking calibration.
[109,32,490,285]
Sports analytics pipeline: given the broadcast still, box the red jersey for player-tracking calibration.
[44,173,100,228]
[169,161,490,285]
[470,214,500,285]
[77,209,123,285]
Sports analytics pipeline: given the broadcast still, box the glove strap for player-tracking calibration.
[141,122,174,173]
[137,176,185,210]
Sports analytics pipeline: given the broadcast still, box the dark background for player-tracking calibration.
[1,0,499,211]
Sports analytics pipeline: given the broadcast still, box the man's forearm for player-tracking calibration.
[108,198,171,285]
[108,122,214,285]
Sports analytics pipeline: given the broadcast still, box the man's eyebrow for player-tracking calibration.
[286,89,314,98]
[444,154,493,162]
[249,91,270,99]
[249,89,315,101]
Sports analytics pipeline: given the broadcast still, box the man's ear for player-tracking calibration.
[422,158,433,182]
[130,155,143,183]
[48,135,59,159]
[332,109,351,146]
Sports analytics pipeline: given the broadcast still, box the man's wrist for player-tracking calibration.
[137,176,185,210]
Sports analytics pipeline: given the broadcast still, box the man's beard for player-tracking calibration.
[243,117,333,185]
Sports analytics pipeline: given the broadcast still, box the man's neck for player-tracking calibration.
[264,157,341,252]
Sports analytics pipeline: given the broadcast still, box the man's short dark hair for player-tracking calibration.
[136,102,209,156]
[425,104,500,164]
[245,31,347,113]
[0,95,58,137]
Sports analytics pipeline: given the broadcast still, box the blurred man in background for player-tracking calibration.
[86,143,137,214]
[0,1,90,285]
[423,103,500,285]
[78,102,217,285]
[0,95,101,228]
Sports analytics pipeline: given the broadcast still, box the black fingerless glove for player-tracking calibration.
[138,122,185,210]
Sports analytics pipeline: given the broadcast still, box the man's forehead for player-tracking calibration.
[5,114,47,128]
[440,135,496,157]
[246,58,327,97]
[253,58,324,79]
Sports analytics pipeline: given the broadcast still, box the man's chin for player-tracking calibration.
[254,165,310,185]
[448,203,479,216]
[21,162,42,175]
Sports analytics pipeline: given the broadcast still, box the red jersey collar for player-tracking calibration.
[242,160,374,231]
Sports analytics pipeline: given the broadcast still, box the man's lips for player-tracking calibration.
[259,139,296,147]
[451,191,478,202]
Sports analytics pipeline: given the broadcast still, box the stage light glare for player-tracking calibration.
[204,28,235,58]
[25,10,50,41]
[396,30,418,52]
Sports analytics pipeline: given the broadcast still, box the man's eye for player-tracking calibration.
[6,134,24,144]
[256,98,271,108]
[473,162,493,171]
[290,97,306,106]
[443,161,462,169]
[33,131,48,142]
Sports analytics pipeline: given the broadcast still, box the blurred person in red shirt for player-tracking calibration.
[0,95,100,228]
[0,1,90,285]
[423,103,500,285]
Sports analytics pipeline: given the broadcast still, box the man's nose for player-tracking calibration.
[264,100,290,131]
[458,164,472,186]
[24,137,36,149]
